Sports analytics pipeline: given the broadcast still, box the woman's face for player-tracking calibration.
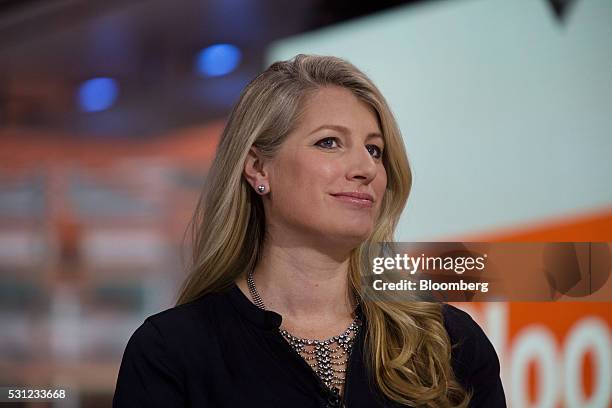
[264,85,388,248]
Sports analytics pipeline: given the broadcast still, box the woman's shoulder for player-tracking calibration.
[147,290,226,330]
[126,289,231,353]
[441,304,507,407]
[441,303,486,344]
[441,303,498,367]
[114,290,231,406]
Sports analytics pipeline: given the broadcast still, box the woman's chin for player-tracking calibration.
[327,225,373,246]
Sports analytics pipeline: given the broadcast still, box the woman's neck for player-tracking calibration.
[240,243,356,323]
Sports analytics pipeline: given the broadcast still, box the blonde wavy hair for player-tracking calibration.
[176,54,470,407]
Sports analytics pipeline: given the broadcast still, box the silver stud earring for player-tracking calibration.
[257,185,266,193]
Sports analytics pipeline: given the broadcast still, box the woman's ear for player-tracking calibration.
[243,147,269,193]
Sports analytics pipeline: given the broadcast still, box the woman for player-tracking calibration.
[113,54,506,407]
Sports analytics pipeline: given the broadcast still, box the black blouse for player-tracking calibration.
[113,282,506,407]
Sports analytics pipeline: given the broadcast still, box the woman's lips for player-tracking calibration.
[331,193,374,209]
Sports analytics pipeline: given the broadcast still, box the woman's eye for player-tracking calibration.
[316,137,339,149]
[366,144,383,159]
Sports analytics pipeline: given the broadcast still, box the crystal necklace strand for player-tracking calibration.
[246,271,361,393]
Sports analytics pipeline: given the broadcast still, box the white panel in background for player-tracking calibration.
[266,0,612,240]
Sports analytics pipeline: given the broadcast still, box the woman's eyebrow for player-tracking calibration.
[367,133,384,144]
[308,124,350,135]
[308,124,383,141]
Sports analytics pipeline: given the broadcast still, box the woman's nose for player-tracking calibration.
[346,146,378,182]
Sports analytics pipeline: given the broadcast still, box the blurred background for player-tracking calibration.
[0,0,610,407]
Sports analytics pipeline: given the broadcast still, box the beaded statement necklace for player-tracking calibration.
[246,272,362,393]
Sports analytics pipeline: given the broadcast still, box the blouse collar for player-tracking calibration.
[226,281,363,331]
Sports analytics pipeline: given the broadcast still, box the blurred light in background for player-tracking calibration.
[195,43,241,77]
[78,77,120,112]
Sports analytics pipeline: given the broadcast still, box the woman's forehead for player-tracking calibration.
[297,87,382,135]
